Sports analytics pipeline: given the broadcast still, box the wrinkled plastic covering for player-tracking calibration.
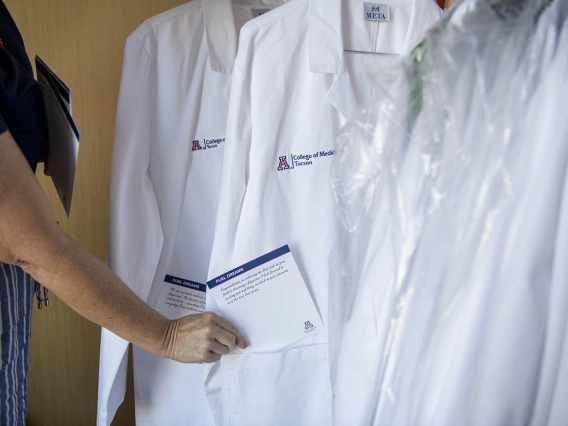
[330,1,568,425]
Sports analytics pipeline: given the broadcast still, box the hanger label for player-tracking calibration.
[364,3,390,21]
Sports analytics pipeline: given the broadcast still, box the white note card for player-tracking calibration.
[207,245,323,353]
[156,275,207,320]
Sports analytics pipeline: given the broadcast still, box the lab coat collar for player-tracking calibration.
[204,0,238,74]
[309,0,343,74]
[324,0,442,119]
[309,0,442,75]
[403,0,444,54]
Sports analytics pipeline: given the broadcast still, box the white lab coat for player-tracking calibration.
[418,5,568,424]
[97,1,287,425]
[205,1,441,425]
[332,0,568,425]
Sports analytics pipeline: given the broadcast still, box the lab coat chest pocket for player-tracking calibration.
[221,344,332,426]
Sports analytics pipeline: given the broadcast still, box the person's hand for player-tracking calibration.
[162,312,247,363]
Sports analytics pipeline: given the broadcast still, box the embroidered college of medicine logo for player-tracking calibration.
[192,140,203,151]
[277,156,290,171]
[305,321,314,330]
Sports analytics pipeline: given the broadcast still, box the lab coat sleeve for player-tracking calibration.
[97,32,164,426]
[207,61,252,278]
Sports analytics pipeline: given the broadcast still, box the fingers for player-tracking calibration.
[168,312,248,364]
[211,326,236,352]
[204,352,222,363]
[209,340,231,356]
[209,313,248,349]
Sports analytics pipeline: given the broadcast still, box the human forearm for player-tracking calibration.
[0,130,168,355]
[24,232,247,362]
[27,235,172,357]
[0,130,246,362]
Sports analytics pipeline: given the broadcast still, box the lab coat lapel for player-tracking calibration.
[309,0,343,74]
[204,0,238,73]
[321,0,443,120]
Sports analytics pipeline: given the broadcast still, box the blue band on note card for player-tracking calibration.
[207,245,290,289]
[164,275,207,292]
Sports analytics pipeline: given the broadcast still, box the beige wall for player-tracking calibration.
[4,0,188,424]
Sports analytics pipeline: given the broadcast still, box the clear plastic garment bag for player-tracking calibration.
[330,1,568,425]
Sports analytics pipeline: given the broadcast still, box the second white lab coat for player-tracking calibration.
[206,1,442,425]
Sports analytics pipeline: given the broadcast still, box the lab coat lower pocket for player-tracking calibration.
[221,343,332,426]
